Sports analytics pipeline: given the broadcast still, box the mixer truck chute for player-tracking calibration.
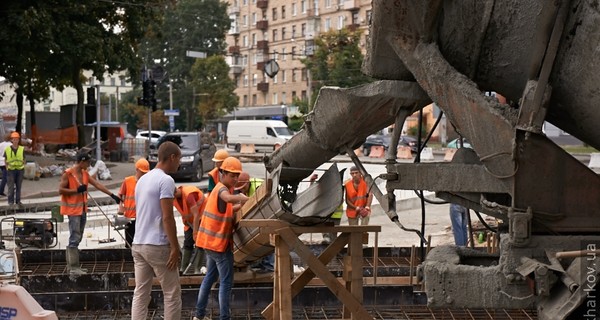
[262,0,600,318]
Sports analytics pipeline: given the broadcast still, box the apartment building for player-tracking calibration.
[224,0,372,119]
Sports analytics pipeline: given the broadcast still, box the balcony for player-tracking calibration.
[257,0,268,9]
[256,20,268,30]
[227,5,240,15]
[230,65,243,75]
[257,82,269,92]
[228,45,241,54]
[257,40,269,53]
[347,23,360,32]
[228,25,240,35]
[256,61,266,71]
[343,0,360,10]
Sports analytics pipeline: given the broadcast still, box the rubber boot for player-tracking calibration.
[190,249,206,275]
[67,247,87,275]
[180,248,192,273]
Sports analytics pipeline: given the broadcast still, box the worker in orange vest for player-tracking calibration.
[207,149,229,193]
[117,158,149,247]
[174,185,206,274]
[344,166,373,226]
[59,150,121,274]
[193,157,248,320]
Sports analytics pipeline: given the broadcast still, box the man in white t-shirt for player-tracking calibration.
[131,141,182,320]
[0,135,12,196]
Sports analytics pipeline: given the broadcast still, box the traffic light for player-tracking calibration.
[142,80,150,106]
[86,87,96,105]
[149,80,158,111]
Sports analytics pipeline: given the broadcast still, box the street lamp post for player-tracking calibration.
[280,103,286,122]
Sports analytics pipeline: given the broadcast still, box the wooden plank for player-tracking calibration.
[276,228,372,319]
[274,234,292,320]
[262,233,350,319]
[235,178,272,224]
[350,232,364,320]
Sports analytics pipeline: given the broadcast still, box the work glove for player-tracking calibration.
[110,194,121,204]
[76,185,87,193]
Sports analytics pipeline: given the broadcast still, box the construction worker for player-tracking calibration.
[207,149,229,193]
[234,171,273,273]
[117,158,150,247]
[193,157,248,320]
[5,131,25,208]
[344,166,373,226]
[59,151,121,274]
[0,134,13,196]
[174,185,206,274]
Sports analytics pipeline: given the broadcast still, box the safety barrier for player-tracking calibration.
[419,147,435,161]
[444,148,457,162]
[396,146,413,159]
[589,153,600,169]
[369,145,385,158]
[240,143,256,154]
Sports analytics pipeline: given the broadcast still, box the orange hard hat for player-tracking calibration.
[234,171,250,190]
[220,156,242,174]
[135,158,149,173]
[10,132,19,139]
[212,149,230,162]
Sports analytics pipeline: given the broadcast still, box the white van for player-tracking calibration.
[226,120,294,152]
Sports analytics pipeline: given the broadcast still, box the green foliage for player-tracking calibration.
[190,56,238,124]
[287,116,305,132]
[407,125,427,138]
[302,28,372,110]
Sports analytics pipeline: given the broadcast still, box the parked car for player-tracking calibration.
[362,134,422,156]
[447,137,472,149]
[136,130,167,147]
[148,131,216,181]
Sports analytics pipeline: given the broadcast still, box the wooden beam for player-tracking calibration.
[273,234,292,320]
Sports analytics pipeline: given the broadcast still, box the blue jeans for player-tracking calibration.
[0,165,7,194]
[68,212,87,248]
[450,203,469,246]
[7,169,23,204]
[195,249,234,320]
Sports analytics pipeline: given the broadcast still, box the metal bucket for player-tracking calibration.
[233,163,343,266]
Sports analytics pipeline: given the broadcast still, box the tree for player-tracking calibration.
[189,56,237,129]
[140,0,231,130]
[302,28,372,110]
[0,0,168,147]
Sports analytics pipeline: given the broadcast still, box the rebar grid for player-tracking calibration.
[57,306,537,320]
[21,261,134,275]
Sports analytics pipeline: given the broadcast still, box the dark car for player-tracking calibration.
[149,131,216,181]
[362,134,423,156]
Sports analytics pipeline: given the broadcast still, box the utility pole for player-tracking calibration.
[95,85,101,160]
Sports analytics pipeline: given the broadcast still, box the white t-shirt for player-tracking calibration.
[0,141,12,166]
[133,168,175,246]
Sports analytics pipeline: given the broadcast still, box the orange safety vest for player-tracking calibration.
[195,182,234,252]
[344,178,368,219]
[174,186,204,232]
[120,176,137,218]
[60,168,89,216]
[207,167,220,191]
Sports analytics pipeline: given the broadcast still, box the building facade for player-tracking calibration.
[224,0,372,114]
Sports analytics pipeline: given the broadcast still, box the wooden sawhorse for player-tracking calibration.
[238,219,380,320]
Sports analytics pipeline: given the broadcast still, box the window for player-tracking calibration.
[282,92,287,103]
[282,27,286,40]
[292,3,297,16]
[273,74,278,84]
[281,48,286,61]
[272,29,278,41]
[243,35,248,47]
[292,25,297,39]
[253,74,258,86]
[292,91,297,99]
[291,46,296,59]
[352,11,359,25]
[301,0,306,13]
[252,94,257,105]
[243,75,249,87]
[120,78,126,86]
[282,70,286,83]
[337,15,344,30]
[243,95,248,106]
[325,0,331,7]
[242,15,248,26]
[267,127,276,137]
[301,68,307,81]
[252,33,256,45]
[272,8,277,20]
[243,0,247,5]
[325,18,331,31]
[301,90,307,100]
[281,5,286,19]
[292,69,297,82]
[366,10,372,24]
[252,12,257,25]
[252,53,257,64]
[301,23,306,36]
[272,93,278,104]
